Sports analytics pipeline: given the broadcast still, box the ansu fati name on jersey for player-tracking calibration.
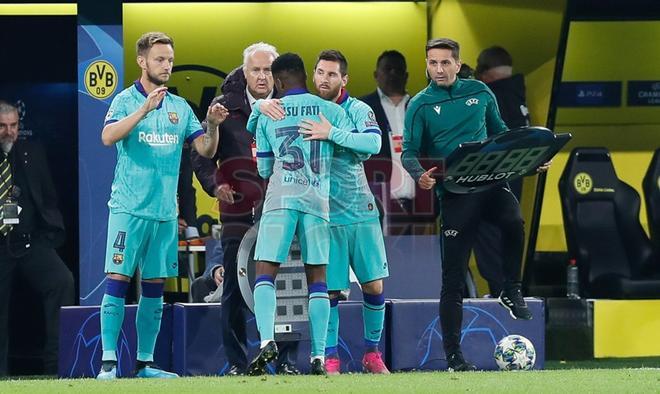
[284,104,320,117]
[138,131,180,146]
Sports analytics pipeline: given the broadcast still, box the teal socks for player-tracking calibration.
[253,275,276,343]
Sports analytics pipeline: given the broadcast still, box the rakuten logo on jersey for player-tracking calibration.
[138,132,179,146]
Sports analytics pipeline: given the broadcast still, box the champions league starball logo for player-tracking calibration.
[417,306,510,368]
[63,311,132,378]
[16,100,26,122]
[14,99,33,138]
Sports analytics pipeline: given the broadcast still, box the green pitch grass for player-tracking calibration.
[2,367,658,393]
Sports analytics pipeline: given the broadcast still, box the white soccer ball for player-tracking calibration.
[494,334,536,371]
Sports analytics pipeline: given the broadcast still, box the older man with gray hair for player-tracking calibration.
[192,42,300,375]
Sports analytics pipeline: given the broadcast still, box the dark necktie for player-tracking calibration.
[0,153,12,235]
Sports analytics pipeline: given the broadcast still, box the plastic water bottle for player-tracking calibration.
[566,259,580,299]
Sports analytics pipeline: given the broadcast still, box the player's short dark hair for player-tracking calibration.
[271,52,307,82]
[315,50,348,76]
[136,32,174,57]
[376,50,406,70]
[476,46,513,76]
[426,38,460,60]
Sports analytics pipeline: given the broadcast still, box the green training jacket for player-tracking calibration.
[401,78,507,184]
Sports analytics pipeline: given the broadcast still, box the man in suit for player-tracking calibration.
[361,51,435,234]
[0,100,74,376]
[473,46,532,296]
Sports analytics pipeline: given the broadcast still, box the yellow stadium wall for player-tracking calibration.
[538,21,660,251]
[123,2,427,224]
[593,300,660,358]
[429,0,566,293]
[430,0,566,126]
[0,3,76,15]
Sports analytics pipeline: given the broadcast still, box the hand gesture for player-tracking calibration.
[207,103,229,128]
[298,113,332,141]
[215,183,235,204]
[213,266,224,287]
[177,218,187,235]
[259,99,285,120]
[141,87,167,115]
[418,166,437,190]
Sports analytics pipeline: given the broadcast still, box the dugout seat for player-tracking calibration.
[558,147,660,299]
[643,149,660,261]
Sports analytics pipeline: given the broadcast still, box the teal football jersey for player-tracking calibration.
[104,81,203,221]
[329,93,382,225]
[252,89,353,221]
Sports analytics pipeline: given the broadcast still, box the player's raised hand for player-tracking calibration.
[207,103,229,127]
[536,159,553,173]
[141,87,167,115]
[299,113,331,141]
[259,99,285,120]
[418,166,437,190]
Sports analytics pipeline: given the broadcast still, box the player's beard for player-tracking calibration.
[317,84,341,101]
[146,68,170,86]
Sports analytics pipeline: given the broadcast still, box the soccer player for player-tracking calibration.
[245,53,354,376]
[97,31,228,379]
[255,50,389,375]
[304,50,389,374]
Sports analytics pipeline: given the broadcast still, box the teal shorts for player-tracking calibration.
[104,212,178,279]
[327,217,389,291]
[254,209,329,265]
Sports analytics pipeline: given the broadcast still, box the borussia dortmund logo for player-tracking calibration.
[84,60,117,99]
[574,172,593,195]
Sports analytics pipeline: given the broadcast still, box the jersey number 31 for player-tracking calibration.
[276,126,321,174]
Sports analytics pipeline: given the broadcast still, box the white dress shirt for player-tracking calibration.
[246,87,273,112]
[378,88,414,200]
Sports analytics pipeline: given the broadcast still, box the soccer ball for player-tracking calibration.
[494,334,536,370]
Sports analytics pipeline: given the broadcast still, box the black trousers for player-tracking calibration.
[220,217,298,369]
[473,178,523,296]
[473,221,506,296]
[439,186,524,355]
[0,240,74,376]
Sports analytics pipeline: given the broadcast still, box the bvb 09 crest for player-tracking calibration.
[84,60,118,99]
[574,172,593,194]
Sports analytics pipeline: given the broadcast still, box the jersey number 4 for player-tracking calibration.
[113,231,127,252]
[276,126,321,174]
